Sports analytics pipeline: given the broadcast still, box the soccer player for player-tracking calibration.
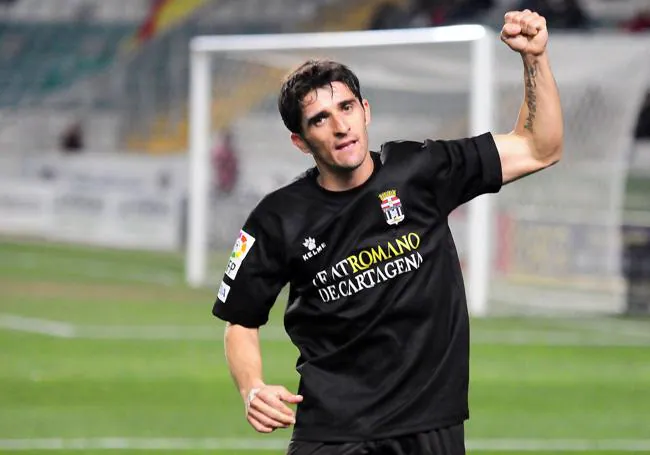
[213,9,562,455]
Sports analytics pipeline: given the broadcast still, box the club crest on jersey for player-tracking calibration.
[225,229,256,280]
[379,189,405,226]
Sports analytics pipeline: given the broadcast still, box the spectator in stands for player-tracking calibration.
[60,121,84,154]
[516,0,590,29]
[212,129,239,195]
[413,0,455,26]
[623,8,650,33]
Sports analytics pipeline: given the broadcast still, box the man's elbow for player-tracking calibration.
[544,144,562,166]
[537,137,563,168]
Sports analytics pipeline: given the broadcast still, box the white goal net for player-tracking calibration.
[186,26,650,316]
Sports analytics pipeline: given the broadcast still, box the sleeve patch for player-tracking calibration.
[217,281,231,303]
[225,229,256,280]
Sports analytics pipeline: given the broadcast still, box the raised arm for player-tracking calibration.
[493,9,564,184]
[224,323,302,433]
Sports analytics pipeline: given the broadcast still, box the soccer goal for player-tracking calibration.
[185,25,650,317]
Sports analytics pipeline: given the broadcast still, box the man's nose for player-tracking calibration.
[332,115,350,135]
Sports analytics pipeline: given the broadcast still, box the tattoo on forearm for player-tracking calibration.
[524,61,538,132]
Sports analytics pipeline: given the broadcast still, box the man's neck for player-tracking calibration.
[317,154,374,192]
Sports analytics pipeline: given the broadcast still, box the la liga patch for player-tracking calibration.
[225,229,256,280]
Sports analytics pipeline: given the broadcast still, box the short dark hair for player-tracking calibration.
[278,59,363,135]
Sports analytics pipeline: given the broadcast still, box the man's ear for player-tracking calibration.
[291,133,311,155]
[362,99,371,126]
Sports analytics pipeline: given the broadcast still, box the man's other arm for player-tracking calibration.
[224,323,302,433]
[493,10,564,184]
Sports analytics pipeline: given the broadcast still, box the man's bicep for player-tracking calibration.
[422,134,502,214]
[213,268,286,328]
[212,208,288,328]
[493,133,556,184]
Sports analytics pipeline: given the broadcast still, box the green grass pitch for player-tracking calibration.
[1,238,649,454]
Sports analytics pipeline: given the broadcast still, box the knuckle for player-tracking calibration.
[250,400,264,412]
[259,390,275,402]
[254,413,275,428]
[273,409,289,422]
[261,417,276,428]
[248,412,274,433]
[265,386,281,396]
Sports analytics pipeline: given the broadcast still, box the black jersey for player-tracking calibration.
[213,133,502,442]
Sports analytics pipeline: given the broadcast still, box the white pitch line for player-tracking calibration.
[1,314,649,346]
[0,251,181,286]
[0,437,287,451]
[546,317,650,340]
[0,314,75,338]
[79,325,225,340]
[471,330,650,346]
[0,314,288,341]
[2,437,650,452]
[466,439,650,451]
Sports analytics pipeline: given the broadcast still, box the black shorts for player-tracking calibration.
[287,424,465,455]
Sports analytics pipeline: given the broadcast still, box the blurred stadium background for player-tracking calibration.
[1,0,649,454]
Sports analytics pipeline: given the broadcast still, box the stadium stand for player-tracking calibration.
[0,21,135,107]
[0,0,149,22]
[0,0,647,154]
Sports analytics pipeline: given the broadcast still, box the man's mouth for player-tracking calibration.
[335,140,357,151]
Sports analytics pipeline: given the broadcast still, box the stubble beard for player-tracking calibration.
[306,138,368,176]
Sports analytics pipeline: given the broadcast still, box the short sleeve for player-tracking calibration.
[212,205,288,328]
[424,132,502,215]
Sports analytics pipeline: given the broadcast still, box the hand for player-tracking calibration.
[501,10,548,56]
[245,385,304,433]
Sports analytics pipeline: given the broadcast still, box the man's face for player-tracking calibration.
[291,81,371,174]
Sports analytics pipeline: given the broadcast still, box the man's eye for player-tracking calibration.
[314,117,325,126]
[343,104,353,111]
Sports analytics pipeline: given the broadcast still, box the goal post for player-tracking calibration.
[186,25,497,316]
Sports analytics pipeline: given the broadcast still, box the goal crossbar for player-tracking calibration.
[191,25,489,52]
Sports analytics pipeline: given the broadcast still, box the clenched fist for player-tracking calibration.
[501,9,548,56]
[245,385,303,433]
